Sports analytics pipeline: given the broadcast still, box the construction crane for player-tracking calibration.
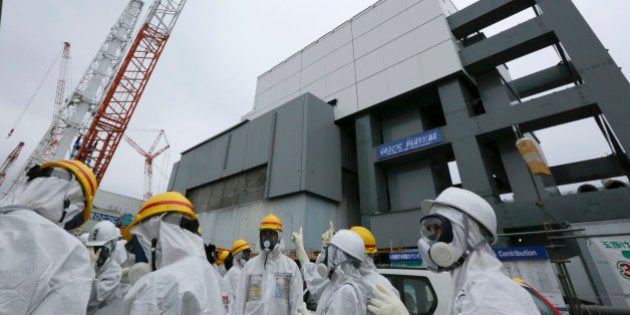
[6,0,143,193]
[75,0,187,184]
[124,130,170,200]
[0,142,25,188]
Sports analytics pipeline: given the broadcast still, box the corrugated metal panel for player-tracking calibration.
[222,125,248,177]
[243,114,272,169]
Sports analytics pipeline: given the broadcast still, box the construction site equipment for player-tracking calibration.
[124,130,170,200]
[75,0,187,184]
[6,0,143,193]
[0,142,25,187]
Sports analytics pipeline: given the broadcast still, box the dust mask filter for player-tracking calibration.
[316,245,333,278]
[260,229,279,252]
[429,242,457,268]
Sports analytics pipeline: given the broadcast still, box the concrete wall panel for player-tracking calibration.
[325,63,355,96]
[330,85,358,119]
[351,6,380,38]
[304,95,342,201]
[301,58,324,87]
[222,126,248,176]
[355,48,386,81]
[268,97,305,197]
[387,160,435,211]
[325,42,354,75]
[301,79,326,100]
[357,71,389,110]
[243,115,272,169]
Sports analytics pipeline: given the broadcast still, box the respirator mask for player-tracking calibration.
[316,244,332,278]
[418,213,464,272]
[260,229,279,252]
[235,249,252,267]
[92,240,116,269]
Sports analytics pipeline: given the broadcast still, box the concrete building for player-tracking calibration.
[83,189,143,230]
[169,0,630,308]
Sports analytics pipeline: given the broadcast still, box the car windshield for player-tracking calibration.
[521,286,559,315]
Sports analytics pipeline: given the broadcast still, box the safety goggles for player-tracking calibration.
[420,214,453,243]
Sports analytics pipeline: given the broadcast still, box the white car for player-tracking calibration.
[378,268,452,315]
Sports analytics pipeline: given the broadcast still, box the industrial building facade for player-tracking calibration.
[169,0,630,308]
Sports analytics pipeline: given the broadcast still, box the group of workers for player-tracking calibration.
[0,159,541,314]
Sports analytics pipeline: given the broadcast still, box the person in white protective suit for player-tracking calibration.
[368,187,540,315]
[224,239,252,303]
[86,220,123,314]
[292,223,400,312]
[120,191,230,314]
[0,160,98,314]
[350,227,400,303]
[217,249,230,276]
[314,229,367,314]
[234,214,303,315]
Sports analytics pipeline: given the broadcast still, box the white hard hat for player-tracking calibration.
[421,187,498,244]
[329,229,366,262]
[86,220,120,246]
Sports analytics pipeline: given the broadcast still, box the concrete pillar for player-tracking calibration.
[355,113,389,227]
[438,78,498,199]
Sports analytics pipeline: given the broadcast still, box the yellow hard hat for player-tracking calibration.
[127,191,197,232]
[351,226,377,254]
[218,250,229,263]
[259,214,283,232]
[232,239,251,255]
[41,160,98,223]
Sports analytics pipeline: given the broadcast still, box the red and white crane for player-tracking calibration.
[0,142,25,188]
[6,0,143,193]
[124,130,170,200]
[75,0,187,184]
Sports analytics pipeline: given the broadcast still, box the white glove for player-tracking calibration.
[128,262,151,284]
[89,247,101,270]
[295,302,313,315]
[321,221,334,246]
[367,284,410,315]
[121,267,130,283]
[291,227,309,264]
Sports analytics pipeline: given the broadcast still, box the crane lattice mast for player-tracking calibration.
[6,0,144,193]
[124,130,169,200]
[0,142,25,188]
[75,0,187,184]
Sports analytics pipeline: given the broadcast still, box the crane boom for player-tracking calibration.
[6,0,144,193]
[75,0,187,184]
[124,130,169,200]
[0,142,25,188]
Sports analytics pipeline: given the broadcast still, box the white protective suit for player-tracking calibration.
[87,257,123,314]
[234,239,303,315]
[425,205,540,315]
[120,215,229,314]
[224,254,246,303]
[112,239,135,268]
[302,247,398,311]
[0,177,94,314]
[315,246,366,315]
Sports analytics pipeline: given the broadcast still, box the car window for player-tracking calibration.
[522,286,558,315]
[384,274,437,315]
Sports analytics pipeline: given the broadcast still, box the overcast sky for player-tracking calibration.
[1,0,628,200]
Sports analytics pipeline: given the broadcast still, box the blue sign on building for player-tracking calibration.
[493,246,548,261]
[377,129,442,159]
[389,251,421,264]
[91,212,120,224]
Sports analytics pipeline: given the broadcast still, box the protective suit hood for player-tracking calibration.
[131,214,205,270]
[0,177,84,227]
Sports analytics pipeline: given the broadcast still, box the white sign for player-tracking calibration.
[591,236,630,307]
[502,260,568,314]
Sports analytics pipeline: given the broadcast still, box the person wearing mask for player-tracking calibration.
[368,187,540,315]
[217,250,230,276]
[314,229,367,314]
[350,227,400,304]
[85,220,123,314]
[0,160,97,314]
[120,191,228,314]
[224,239,252,302]
[234,214,302,315]
[292,222,335,302]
